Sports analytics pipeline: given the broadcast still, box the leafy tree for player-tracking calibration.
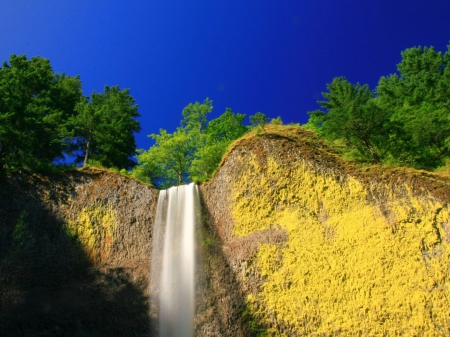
[190,108,248,181]
[0,54,82,172]
[134,99,212,188]
[308,77,391,163]
[134,101,248,188]
[73,85,141,169]
[181,98,213,132]
[249,112,269,129]
[377,45,450,168]
[270,116,283,125]
[206,108,248,142]
[136,129,196,188]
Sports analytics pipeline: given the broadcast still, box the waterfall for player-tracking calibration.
[150,183,200,337]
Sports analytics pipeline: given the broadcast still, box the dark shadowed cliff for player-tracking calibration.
[0,169,157,336]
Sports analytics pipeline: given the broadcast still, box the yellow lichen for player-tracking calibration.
[232,154,450,336]
[66,204,116,263]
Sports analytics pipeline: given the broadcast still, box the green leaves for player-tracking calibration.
[181,98,213,132]
[308,77,389,163]
[0,54,142,173]
[134,100,248,188]
[73,85,141,169]
[0,55,82,172]
[308,43,450,169]
[249,112,269,128]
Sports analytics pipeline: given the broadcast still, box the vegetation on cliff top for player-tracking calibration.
[2,43,450,186]
[305,45,450,170]
[0,54,140,174]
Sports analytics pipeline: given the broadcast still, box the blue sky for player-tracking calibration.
[1,0,450,151]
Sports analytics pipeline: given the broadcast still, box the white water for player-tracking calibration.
[150,183,199,337]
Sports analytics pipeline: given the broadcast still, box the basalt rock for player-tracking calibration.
[0,169,157,336]
[2,126,450,336]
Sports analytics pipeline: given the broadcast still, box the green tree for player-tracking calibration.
[270,116,283,125]
[134,101,248,188]
[73,85,141,169]
[190,108,248,181]
[181,98,213,132]
[206,107,247,142]
[134,99,212,188]
[249,112,269,129]
[377,45,450,168]
[308,77,391,163]
[0,54,82,172]
[136,129,196,188]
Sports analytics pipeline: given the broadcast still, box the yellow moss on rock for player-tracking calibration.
[66,204,116,263]
[232,154,450,336]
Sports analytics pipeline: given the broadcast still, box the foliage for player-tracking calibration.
[134,100,212,188]
[73,85,141,169]
[308,77,391,163]
[190,107,248,182]
[0,54,142,174]
[181,97,212,131]
[140,129,197,188]
[206,107,248,142]
[134,100,248,188]
[308,44,450,169]
[376,45,450,168]
[0,54,82,172]
[270,116,283,125]
[249,112,269,131]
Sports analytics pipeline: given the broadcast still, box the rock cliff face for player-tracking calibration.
[2,126,450,336]
[0,169,157,336]
[199,126,450,336]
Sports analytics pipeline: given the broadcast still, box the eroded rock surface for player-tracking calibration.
[0,169,157,336]
[2,127,450,336]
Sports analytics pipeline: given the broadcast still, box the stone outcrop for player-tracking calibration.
[199,126,450,336]
[2,125,450,336]
[0,169,157,336]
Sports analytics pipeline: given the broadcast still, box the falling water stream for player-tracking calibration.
[150,183,200,337]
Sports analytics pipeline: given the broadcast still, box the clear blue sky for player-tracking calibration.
[1,0,449,150]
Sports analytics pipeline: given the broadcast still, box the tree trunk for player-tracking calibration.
[363,140,380,163]
[83,138,90,167]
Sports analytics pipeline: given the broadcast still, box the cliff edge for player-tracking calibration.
[1,125,450,336]
[199,125,450,336]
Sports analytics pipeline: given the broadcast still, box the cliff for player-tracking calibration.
[0,169,157,336]
[1,125,450,336]
[200,125,450,336]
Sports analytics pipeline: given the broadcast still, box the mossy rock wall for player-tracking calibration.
[0,169,158,336]
[200,129,450,336]
[2,127,450,336]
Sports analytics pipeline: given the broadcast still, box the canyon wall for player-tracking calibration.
[1,126,450,336]
[0,169,157,336]
[199,126,450,336]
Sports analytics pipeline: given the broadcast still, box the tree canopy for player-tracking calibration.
[376,45,450,168]
[0,54,82,172]
[0,54,141,174]
[133,100,249,188]
[4,44,448,181]
[306,77,390,163]
[73,85,141,169]
[306,44,450,169]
